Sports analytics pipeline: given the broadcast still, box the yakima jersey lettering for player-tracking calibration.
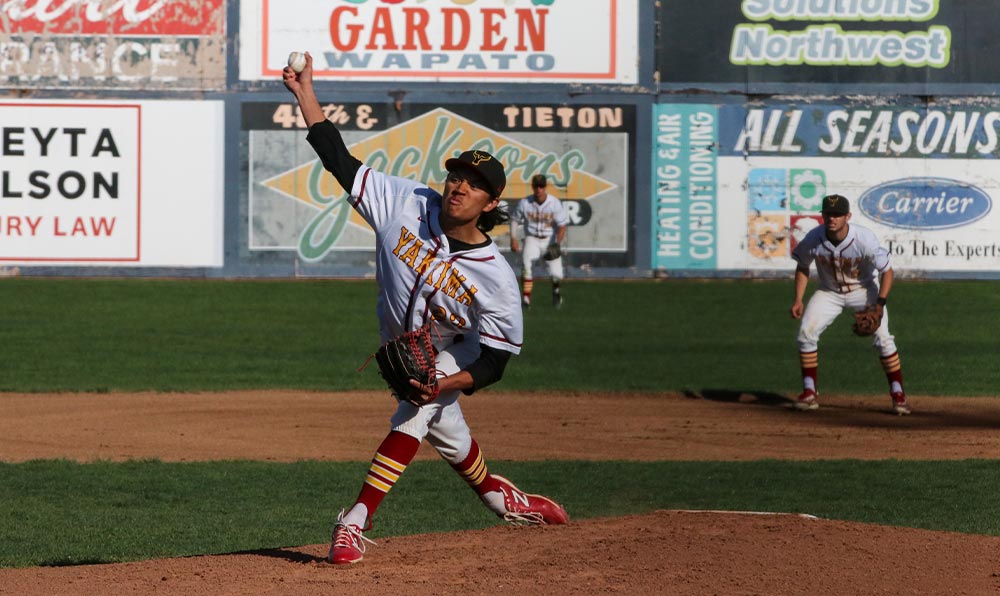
[348,165,523,355]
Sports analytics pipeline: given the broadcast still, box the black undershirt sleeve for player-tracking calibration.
[463,343,513,395]
[305,120,363,193]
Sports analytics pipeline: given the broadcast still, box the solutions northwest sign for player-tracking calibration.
[239,0,638,83]
[658,0,998,92]
[0,0,227,90]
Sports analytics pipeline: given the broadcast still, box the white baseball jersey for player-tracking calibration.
[512,193,569,241]
[349,165,523,356]
[792,223,890,293]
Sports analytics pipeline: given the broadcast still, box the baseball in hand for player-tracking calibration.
[287,51,307,73]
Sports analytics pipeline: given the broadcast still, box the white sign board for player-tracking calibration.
[240,0,639,84]
[0,101,224,267]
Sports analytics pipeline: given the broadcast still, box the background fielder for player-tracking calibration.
[510,174,569,309]
[283,53,568,566]
[790,194,911,415]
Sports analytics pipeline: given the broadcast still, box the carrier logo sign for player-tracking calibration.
[858,178,992,230]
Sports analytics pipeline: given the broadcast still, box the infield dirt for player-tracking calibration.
[2,390,999,595]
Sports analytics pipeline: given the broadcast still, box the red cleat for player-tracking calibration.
[794,389,819,411]
[891,392,911,416]
[493,475,569,526]
[327,510,374,565]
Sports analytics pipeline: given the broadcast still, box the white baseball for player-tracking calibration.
[287,51,307,73]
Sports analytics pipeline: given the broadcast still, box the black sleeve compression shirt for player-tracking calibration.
[463,343,512,395]
[306,120,363,193]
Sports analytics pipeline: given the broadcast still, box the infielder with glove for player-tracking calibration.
[789,194,910,415]
[283,53,568,566]
[510,174,568,309]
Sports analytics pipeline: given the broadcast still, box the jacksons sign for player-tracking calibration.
[241,0,638,83]
[245,103,626,263]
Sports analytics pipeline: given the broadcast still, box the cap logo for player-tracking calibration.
[470,150,492,166]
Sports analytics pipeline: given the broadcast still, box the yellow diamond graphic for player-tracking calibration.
[261,108,616,237]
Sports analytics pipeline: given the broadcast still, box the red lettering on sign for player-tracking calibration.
[402,8,429,51]
[369,7,398,50]
[53,216,115,237]
[0,0,225,36]
[325,5,548,53]
[441,8,469,51]
[481,8,504,52]
[331,6,362,50]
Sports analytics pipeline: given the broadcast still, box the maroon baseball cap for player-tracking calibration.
[444,150,506,198]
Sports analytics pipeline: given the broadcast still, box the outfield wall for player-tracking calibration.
[1,1,998,279]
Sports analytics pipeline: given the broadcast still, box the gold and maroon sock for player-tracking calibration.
[880,352,904,391]
[799,350,818,392]
[523,279,534,302]
[451,438,501,495]
[353,431,420,518]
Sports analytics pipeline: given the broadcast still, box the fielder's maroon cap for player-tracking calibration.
[445,149,507,198]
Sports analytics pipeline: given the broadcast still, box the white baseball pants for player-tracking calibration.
[389,340,477,464]
[797,287,897,356]
[520,235,563,281]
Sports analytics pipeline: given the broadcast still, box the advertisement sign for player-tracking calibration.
[243,101,631,271]
[240,0,639,84]
[652,104,718,270]
[652,100,1000,273]
[0,101,224,267]
[658,0,998,92]
[0,0,227,90]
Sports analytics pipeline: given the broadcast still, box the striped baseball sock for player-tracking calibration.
[346,431,420,526]
[880,352,904,391]
[522,279,534,303]
[799,350,818,392]
[450,438,501,496]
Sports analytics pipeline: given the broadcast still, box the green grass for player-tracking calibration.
[1,459,998,568]
[1,278,998,568]
[0,277,996,395]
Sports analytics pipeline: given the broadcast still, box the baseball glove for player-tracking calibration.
[373,325,440,406]
[852,305,883,336]
[543,243,561,261]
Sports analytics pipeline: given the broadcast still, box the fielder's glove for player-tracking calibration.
[543,243,562,261]
[373,325,440,406]
[852,305,883,336]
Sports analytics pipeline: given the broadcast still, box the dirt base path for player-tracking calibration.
[2,390,1000,462]
[2,390,999,595]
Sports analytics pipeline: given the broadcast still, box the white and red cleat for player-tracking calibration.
[794,389,819,411]
[327,510,374,565]
[891,392,911,416]
[493,475,569,526]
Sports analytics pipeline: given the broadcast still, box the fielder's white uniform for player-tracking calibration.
[792,223,897,356]
[347,163,524,463]
[512,192,569,281]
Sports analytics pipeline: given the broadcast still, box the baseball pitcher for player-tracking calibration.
[283,53,568,566]
[790,194,910,415]
[510,174,569,309]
